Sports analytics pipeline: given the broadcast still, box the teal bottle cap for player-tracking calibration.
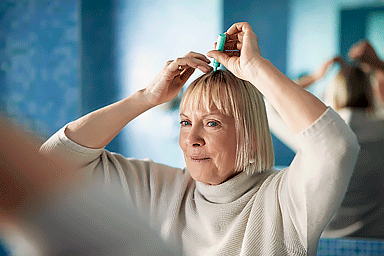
[213,33,226,71]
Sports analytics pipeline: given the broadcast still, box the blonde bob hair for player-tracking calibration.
[326,65,373,112]
[179,70,274,174]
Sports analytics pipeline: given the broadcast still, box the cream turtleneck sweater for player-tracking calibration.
[40,108,359,255]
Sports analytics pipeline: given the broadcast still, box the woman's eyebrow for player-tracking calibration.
[180,112,226,119]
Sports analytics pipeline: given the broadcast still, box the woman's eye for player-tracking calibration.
[207,121,219,127]
[180,120,191,126]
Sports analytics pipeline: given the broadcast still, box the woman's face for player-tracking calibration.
[179,104,238,185]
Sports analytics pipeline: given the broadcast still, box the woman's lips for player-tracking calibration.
[190,156,211,163]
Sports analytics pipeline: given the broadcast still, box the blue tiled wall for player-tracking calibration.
[317,238,384,256]
[0,0,80,138]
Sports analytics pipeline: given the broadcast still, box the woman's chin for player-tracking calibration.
[188,171,215,185]
[189,172,223,185]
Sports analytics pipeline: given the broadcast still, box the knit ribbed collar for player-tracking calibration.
[195,169,275,204]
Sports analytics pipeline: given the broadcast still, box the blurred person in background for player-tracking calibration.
[267,41,384,239]
[349,40,384,118]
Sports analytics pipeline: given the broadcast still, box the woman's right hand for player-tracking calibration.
[144,52,212,107]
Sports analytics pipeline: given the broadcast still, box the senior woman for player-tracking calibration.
[40,22,359,255]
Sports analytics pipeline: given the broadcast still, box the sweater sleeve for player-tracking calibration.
[40,123,104,168]
[278,108,360,254]
[39,123,191,233]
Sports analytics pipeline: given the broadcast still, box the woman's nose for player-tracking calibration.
[186,127,205,147]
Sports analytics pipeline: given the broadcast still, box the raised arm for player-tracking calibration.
[296,56,344,88]
[65,52,212,149]
[207,22,326,134]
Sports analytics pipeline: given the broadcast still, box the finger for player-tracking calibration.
[183,51,211,64]
[207,50,232,68]
[169,57,212,73]
[179,67,195,81]
[165,60,174,67]
[177,64,209,74]
[236,32,245,43]
[226,22,254,37]
[185,56,211,68]
[224,50,240,57]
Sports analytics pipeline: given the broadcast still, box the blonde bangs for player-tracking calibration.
[179,71,237,116]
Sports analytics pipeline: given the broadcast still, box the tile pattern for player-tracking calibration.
[0,0,79,137]
[317,238,384,256]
